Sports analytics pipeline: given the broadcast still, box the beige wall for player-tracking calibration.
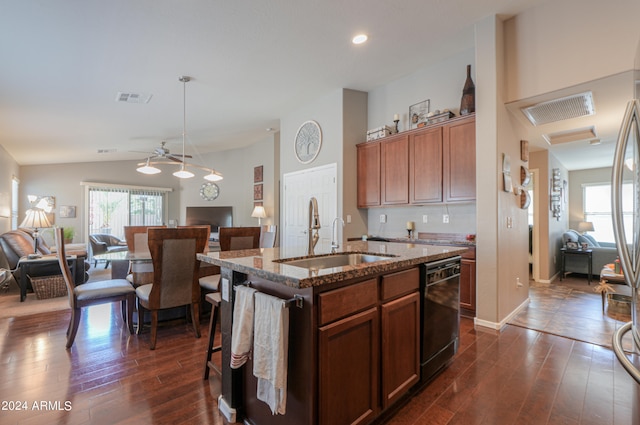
[19,160,181,244]
[504,0,640,102]
[279,88,368,241]
[17,136,278,245]
[177,135,279,231]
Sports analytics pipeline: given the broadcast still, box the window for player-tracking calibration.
[11,177,19,230]
[85,184,170,240]
[583,183,633,243]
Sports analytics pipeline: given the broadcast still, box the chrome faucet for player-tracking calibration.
[308,197,321,255]
[330,217,345,253]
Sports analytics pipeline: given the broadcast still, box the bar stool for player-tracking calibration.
[203,291,222,380]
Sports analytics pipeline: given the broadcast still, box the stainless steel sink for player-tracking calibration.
[274,252,397,270]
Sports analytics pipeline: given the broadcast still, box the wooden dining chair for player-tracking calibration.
[199,227,261,295]
[123,225,166,286]
[136,227,208,349]
[54,228,135,349]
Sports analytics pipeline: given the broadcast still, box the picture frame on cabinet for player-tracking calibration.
[409,99,430,129]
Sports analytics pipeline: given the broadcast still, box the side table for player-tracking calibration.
[560,247,593,284]
[17,255,77,302]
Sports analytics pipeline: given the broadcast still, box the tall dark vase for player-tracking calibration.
[460,64,475,115]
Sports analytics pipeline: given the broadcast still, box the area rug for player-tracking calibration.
[0,267,112,319]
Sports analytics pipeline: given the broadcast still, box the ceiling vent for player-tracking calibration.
[543,126,597,145]
[521,91,595,126]
[116,92,152,104]
[97,148,117,154]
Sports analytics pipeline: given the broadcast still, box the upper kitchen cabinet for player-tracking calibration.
[357,114,476,207]
[357,142,381,207]
[443,115,476,202]
[381,134,409,205]
[410,126,443,203]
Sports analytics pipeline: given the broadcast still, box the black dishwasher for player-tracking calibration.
[420,256,461,383]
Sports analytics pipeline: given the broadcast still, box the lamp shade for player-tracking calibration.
[20,208,51,229]
[577,221,594,233]
[251,206,267,219]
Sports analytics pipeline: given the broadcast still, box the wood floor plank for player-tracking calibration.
[2,286,640,425]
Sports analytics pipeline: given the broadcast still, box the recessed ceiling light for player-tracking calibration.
[352,34,368,45]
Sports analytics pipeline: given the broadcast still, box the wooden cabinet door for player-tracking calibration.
[381,292,420,408]
[410,127,443,203]
[444,116,476,202]
[357,143,381,207]
[460,259,476,316]
[381,135,409,205]
[319,307,379,425]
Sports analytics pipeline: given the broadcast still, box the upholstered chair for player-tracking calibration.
[123,225,166,286]
[54,228,135,349]
[198,227,261,295]
[136,227,208,350]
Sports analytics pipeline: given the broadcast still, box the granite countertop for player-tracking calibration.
[197,240,467,289]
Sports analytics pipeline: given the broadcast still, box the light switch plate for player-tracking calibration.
[221,278,230,302]
[379,214,386,223]
[422,215,428,223]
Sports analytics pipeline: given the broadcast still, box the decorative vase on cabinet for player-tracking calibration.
[460,64,475,115]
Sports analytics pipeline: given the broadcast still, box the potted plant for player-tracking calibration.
[63,227,75,244]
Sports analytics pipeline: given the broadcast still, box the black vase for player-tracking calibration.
[460,64,475,115]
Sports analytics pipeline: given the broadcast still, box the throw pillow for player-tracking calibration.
[580,233,600,248]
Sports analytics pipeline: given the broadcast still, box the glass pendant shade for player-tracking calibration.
[137,159,161,175]
[204,171,223,181]
[173,165,195,179]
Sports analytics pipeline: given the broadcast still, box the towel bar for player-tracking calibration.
[234,281,304,309]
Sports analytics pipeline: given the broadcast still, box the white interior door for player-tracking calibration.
[282,163,337,257]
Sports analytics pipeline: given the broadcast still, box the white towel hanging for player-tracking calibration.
[253,292,289,415]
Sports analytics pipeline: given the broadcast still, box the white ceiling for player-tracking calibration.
[1,0,619,171]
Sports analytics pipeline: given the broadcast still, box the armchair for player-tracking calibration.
[562,229,619,277]
[89,233,128,268]
[0,229,89,293]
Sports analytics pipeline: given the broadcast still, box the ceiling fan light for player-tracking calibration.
[137,160,161,174]
[204,171,223,181]
[173,165,194,179]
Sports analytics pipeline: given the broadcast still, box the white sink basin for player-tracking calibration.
[274,252,397,270]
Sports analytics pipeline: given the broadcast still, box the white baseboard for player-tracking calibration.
[218,395,237,423]
[474,297,530,331]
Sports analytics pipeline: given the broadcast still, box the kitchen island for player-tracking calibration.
[198,240,466,425]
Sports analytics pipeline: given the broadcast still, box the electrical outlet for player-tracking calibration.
[379,214,386,223]
[346,214,351,223]
[443,214,449,223]
[516,277,523,287]
[506,216,513,228]
[422,215,428,223]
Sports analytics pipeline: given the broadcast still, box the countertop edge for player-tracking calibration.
[197,243,466,289]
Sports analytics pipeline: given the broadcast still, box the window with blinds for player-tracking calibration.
[87,185,167,240]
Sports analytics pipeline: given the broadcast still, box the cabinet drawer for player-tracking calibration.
[318,278,378,326]
[381,268,419,302]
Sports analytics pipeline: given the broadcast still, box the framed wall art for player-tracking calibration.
[409,99,430,129]
[59,205,76,218]
[254,184,263,201]
[254,165,263,183]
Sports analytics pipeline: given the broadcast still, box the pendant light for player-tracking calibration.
[173,76,195,179]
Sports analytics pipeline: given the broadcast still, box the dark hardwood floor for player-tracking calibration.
[1,302,640,424]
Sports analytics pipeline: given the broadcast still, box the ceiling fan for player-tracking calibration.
[135,76,222,182]
[135,141,192,164]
